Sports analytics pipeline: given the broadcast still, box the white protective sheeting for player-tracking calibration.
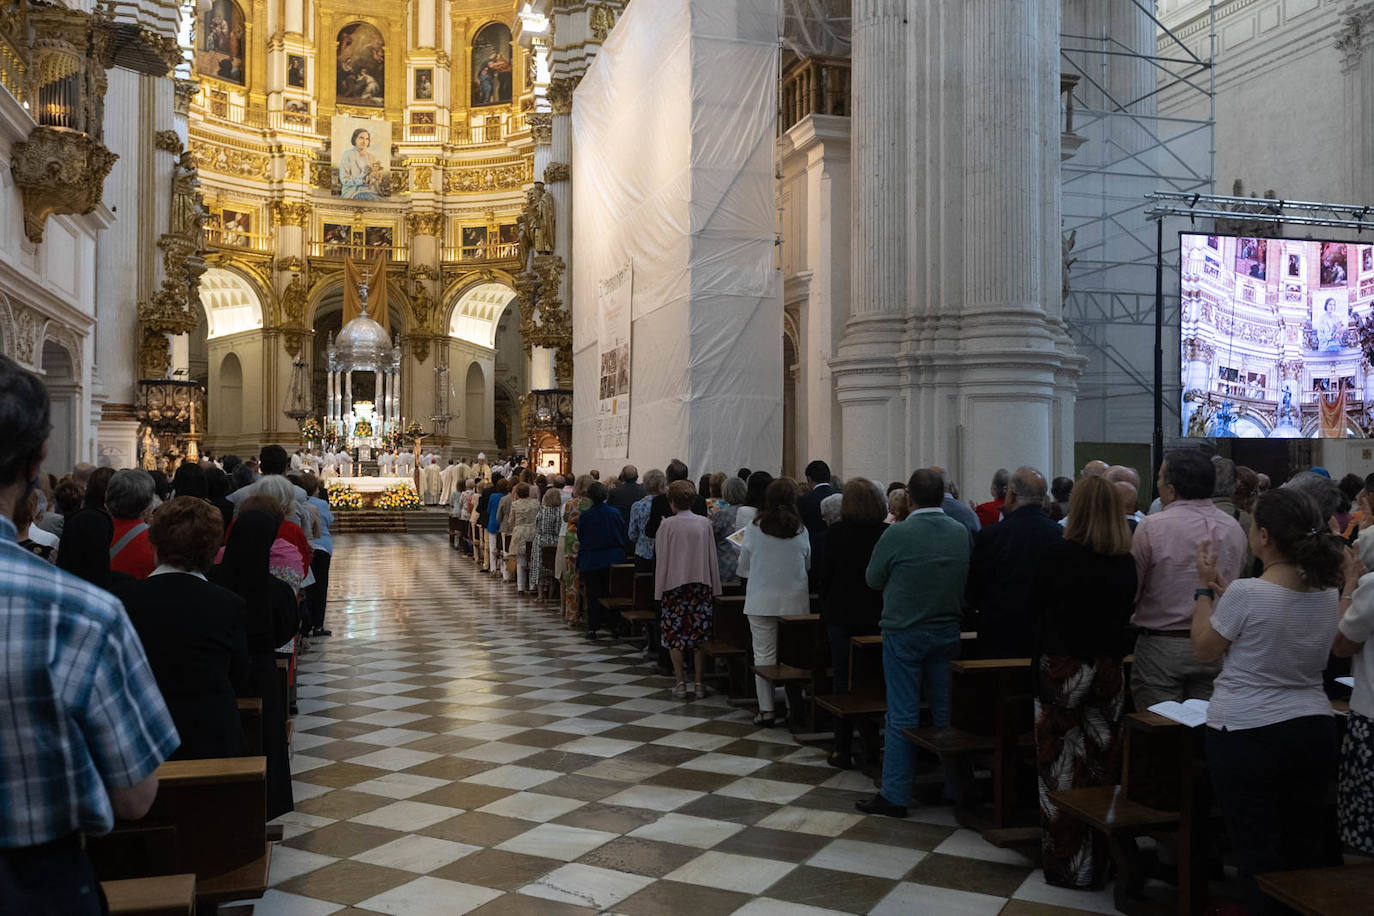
[572,0,783,475]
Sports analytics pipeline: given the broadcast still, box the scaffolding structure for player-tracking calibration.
[1061,0,1216,440]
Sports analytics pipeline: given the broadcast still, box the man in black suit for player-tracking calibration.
[644,459,707,538]
[798,460,837,585]
[967,466,1062,658]
[115,496,250,760]
[607,464,646,542]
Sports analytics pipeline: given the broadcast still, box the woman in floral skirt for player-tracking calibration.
[655,480,721,698]
[558,475,591,627]
[1030,474,1136,888]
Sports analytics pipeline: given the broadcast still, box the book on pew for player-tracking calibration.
[1147,698,1209,727]
[1336,676,1355,688]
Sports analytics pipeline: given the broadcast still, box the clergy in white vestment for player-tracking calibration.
[379,450,394,476]
[455,460,472,484]
[337,448,353,477]
[422,459,442,505]
[290,450,304,471]
[439,460,458,505]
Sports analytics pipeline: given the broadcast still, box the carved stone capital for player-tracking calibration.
[548,76,581,115]
[589,3,618,42]
[272,200,311,228]
[1338,2,1374,71]
[174,78,198,117]
[10,127,118,243]
[155,130,182,154]
[527,113,553,145]
[543,161,569,183]
[407,212,443,237]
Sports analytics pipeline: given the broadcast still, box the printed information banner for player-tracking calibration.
[596,262,633,457]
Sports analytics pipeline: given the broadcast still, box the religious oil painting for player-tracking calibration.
[1288,253,1301,278]
[1363,247,1373,274]
[323,222,354,257]
[1321,242,1349,287]
[471,22,514,107]
[411,110,435,126]
[285,99,309,115]
[364,226,394,251]
[196,0,246,85]
[336,21,385,106]
[331,115,390,201]
[1233,237,1266,280]
[219,209,251,246]
[287,54,306,88]
[461,226,488,258]
[414,67,433,100]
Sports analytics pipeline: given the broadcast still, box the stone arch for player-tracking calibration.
[41,339,78,476]
[41,323,83,382]
[464,361,485,439]
[217,351,245,437]
[307,272,411,335]
[446,279,518,348]
[200,265,266,338]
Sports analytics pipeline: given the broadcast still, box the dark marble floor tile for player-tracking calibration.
[430,848,562,891]
[905,851,1034,897]
[615,879,752,916]
[575,836,701,877]
[714,826,831,863]
[762,863,899,913]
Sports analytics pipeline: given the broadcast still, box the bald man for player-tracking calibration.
[968,466,1063,657]
[1114,480,1142,533]
[1083,460,1109,478]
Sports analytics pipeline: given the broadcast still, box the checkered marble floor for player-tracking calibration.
[244,533,1119,915]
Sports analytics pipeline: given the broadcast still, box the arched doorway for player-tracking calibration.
[217,352,244,438]
[465,362,485,439]
[41,340,78,476]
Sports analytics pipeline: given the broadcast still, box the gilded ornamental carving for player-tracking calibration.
[190,139,270,180]
[272,200,311,227]
[10,127,118,243]
[407,212,443,237]
[413,165,433,191]
[444,161,530,193]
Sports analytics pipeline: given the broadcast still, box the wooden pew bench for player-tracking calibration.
[704,595,751,698]
[87,756,273,910]
[101,874,196,916]
[753,613,824,729]
[814,635,886,763]
[1256,863,1374,916]
[905,657,1034,829]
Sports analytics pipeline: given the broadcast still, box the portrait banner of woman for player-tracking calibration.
[331,116,390,201]
[336,21,385,106]
[471,23,514,107]
[196,0,246,86]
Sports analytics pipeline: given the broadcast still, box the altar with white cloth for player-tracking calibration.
[335,477,417,495]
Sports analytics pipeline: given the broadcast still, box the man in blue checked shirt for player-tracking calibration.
[0,355,180,914]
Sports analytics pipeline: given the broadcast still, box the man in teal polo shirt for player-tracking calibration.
[858,468,971,818]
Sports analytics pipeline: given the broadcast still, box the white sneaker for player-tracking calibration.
[672,683,688,699]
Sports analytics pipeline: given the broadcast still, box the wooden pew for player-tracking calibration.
[102,874,196,916]
[87,756,272,910]
[448,515,463,548]
[754,613,824,730]
[602,569,656,643]
[1256,864,1374,916]
[814,635,887,763]
[237,697,262,756]
[1051,710,1210,916]
[704,595,751,698]
[905,657,1034,829]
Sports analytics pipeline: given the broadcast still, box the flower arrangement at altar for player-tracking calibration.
[352,418,373,439]
[324,423,339,447]
[377,483,421,510]
[404,420,425,443]
[327,481,364,510]
[299,417,322,442]
[383,427,404,450]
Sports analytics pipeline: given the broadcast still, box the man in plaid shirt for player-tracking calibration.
[0,356,180,913]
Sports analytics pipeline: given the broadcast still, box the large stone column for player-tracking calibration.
[831,0,909,483]
[908,0,1079,491]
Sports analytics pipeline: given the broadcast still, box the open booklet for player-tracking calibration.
[725,527,747,548]
[1336,676,1355,689]
[1147,698,1209,727]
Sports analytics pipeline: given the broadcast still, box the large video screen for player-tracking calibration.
[1180,232,1373,438]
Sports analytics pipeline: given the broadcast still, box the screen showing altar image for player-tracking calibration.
[1180,232,1374,438]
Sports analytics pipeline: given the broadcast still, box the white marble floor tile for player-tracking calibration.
[343,747,440,771]
[1011,870,1121,914]
[714,777,812,805]
[353,835,481,873]
[932,828,1035,866]
[552,736,642,758]
[756,807,864,837]
[233,889,344,915]
[348,800,464,830]
[519,863,654,909]
[350,772,453,799]
[732,900,851,916]
[356,876,502,916]
[267,847,338,886]
[352,709,430,726]
[453,741,541,763]
[476,791,587,822]
[806,838,926,879]
[664,850,797,894]
[870,882,1007,916]
[494,823,619,861]
[599,785,705,812]
[463,764,561,790]
[679,753,771,776]
[651,730,736,752]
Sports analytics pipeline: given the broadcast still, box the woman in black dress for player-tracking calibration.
[211,510,300,818]
[1031,473,1137,889]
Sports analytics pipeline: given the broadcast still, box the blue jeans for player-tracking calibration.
[881,625,962,806]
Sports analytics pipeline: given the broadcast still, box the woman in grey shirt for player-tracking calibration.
[1193,487,1353,915]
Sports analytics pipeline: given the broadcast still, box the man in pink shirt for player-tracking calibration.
[1130,449,1247,709]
